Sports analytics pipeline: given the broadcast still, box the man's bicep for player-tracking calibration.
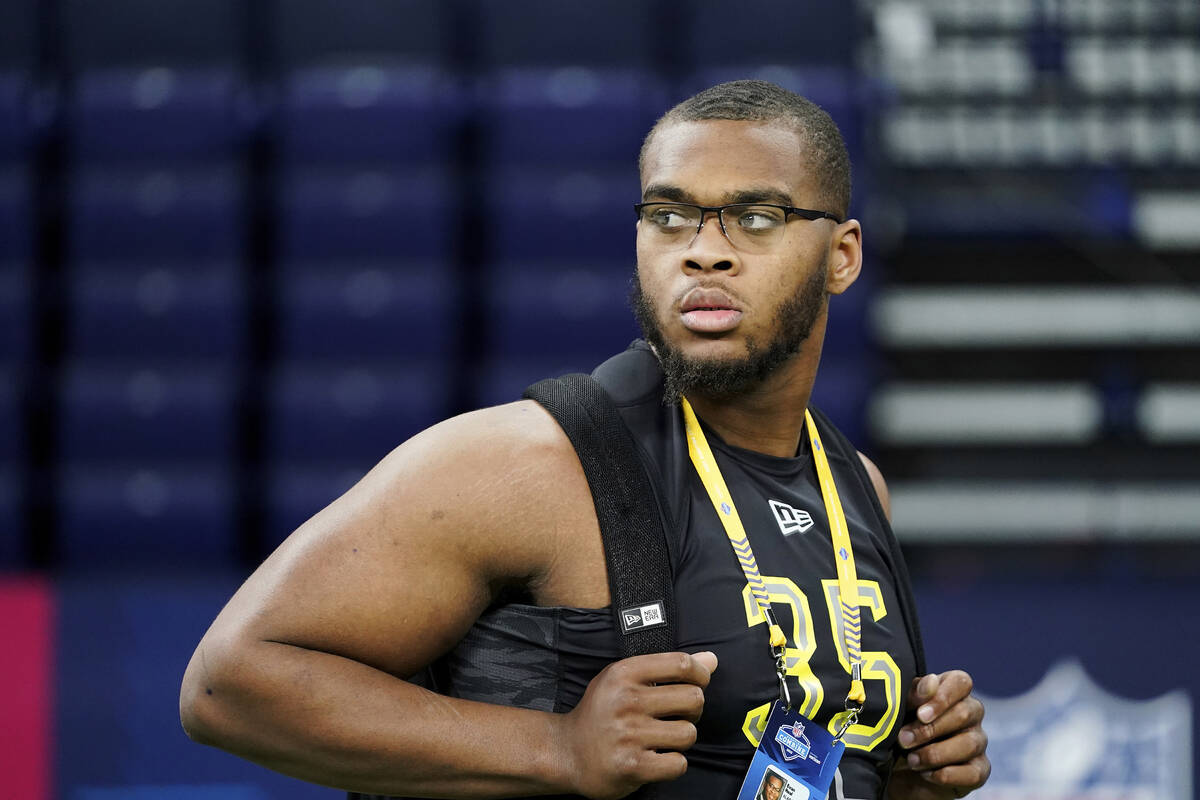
[207,403,569,678]
[857,451,891,523]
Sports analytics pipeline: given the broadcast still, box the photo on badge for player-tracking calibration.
[757,764,805,800]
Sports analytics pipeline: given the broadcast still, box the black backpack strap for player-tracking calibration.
[349,375,677,800]
[807,407,927,677]
[523,373,677,659]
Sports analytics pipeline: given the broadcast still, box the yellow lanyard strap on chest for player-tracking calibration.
[681,398,866,710]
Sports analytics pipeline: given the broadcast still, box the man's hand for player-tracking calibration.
[558,651,718,800]
[888,670,990,799]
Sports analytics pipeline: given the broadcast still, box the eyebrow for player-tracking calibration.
[641,184,690,202]
[641,184,795,206]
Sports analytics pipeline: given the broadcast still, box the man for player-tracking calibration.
[181,80,989,799]
[758,771,786,800]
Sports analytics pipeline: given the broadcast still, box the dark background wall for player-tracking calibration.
[0,0,1197,797]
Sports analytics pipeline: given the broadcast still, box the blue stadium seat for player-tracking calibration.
[483,263,638,360]
[0,467,21,567]
[65,262,246,359]
[61,0,242,69]
[69,68,249,163]
[278,65,460,164]
[57,464,236,565]
[68,166,244,262]
[483,166,637,262]
[276,167,452,262]
[58,362,238,462]
[0,0,37,71]
[472,356,601,410]
[54,572,338,796]
[264,463,366,550]
[0,262,32,364]
[275,262,457,360]
[265,361,451,462]
[475,0,655,68]
[0,166,32,263]
[0,370,22,463]
[683,1,857,71]
[479,68,666,167]
[271,0,447,68]
[0,72,34,160]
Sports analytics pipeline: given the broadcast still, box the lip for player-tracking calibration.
[678,286,743,333]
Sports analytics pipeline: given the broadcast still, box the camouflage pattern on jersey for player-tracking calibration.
[441,603,561,712]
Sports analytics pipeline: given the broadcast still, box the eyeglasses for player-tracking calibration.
[634,201,842,254]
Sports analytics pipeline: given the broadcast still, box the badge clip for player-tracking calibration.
[775,651,792,709]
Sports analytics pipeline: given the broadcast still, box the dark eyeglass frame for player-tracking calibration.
[633,201,844,235]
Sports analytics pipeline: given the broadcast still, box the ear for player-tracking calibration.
[825,218,862,295]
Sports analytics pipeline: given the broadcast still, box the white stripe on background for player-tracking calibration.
[1138,383,1200,442]
[869,383,1103,444]
[891,482,1200,542]
[872,287,1200,347]
[1133,191,1200,249]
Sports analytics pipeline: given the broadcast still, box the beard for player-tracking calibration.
[630,263,828,406]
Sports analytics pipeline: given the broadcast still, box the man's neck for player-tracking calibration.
[684,352,819,459]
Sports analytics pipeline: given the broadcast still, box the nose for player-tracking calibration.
[682,210,739,273]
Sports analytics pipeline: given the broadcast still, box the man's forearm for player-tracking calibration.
[180,638,573,798]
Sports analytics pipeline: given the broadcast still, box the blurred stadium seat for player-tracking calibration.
[683,0,857,71]
[275,166,452,261]
[472,355,602,409]
[474,0,655,68]
[0,166,32,264]
[265,361,450,462]
[68,166,245,263]
[0,263,32,364]
[483,263,637,360]
[0,467,20,566]
[65,262,246,360]
[0,370,21,464]
[0,72,34,161]
[483,166,637,261]
[270,0,448,68]
[0,0,37,72]
[277,65,461,164]
[274,262,457,360]
[477,68,666,167]
[68,68,250,163]
[56,465,236,565]
[60,0,243,69]
[264,463,364,549]
[58,362,238,463]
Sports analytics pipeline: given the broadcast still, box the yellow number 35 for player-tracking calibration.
[740,576,902,752]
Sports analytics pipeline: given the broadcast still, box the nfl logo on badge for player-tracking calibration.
[774,722,815,763]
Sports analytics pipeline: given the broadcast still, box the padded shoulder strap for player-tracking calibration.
[524,374,677,658]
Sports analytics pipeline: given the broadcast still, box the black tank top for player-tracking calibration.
[359,343,922,800]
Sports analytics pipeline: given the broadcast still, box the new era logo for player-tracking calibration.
[620,601,666,633]
[769,499,814,536]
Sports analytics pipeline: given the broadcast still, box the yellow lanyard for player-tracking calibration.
[680,397,867,714]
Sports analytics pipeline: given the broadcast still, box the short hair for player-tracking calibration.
[639,80,851,220]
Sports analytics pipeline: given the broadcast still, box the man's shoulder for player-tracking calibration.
[411,400,583,475]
